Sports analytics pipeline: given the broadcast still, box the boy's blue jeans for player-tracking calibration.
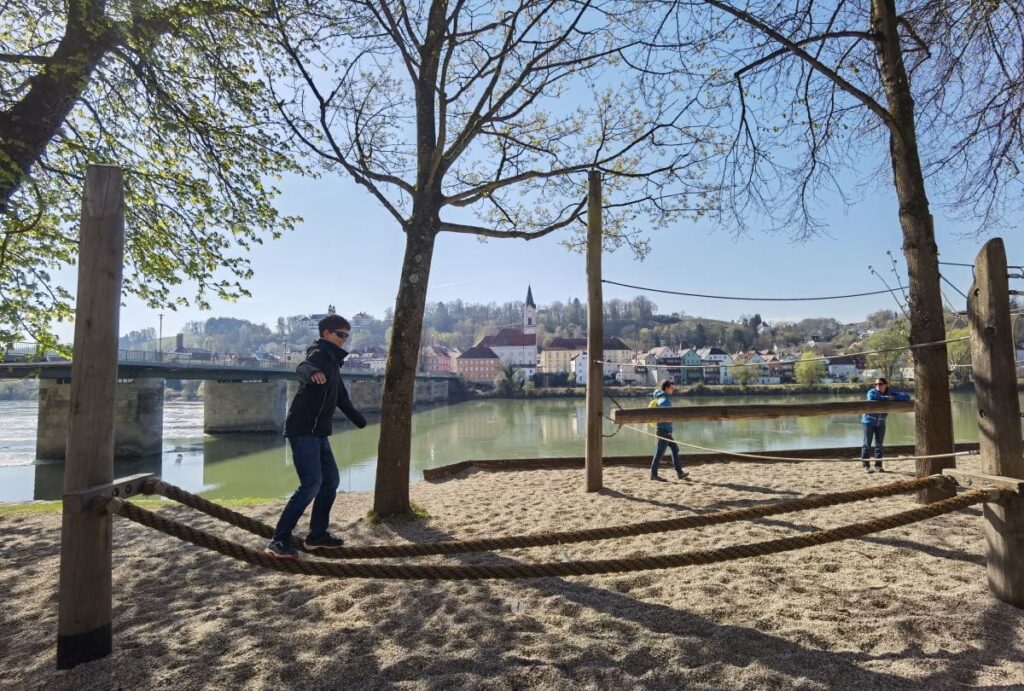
[651,433,683,476]
[861,421,886,461]
[272,435,340,543]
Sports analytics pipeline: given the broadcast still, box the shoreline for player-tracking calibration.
[475,381,952,399]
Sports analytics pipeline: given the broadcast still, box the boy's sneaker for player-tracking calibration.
[265,540,299,560]
[862,463,873,473]
[676,470,689,480]
[874,462,884,473]
[304,533,345,550]
[650,475,667,482]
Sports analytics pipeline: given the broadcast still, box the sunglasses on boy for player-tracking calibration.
[332,330,350,341]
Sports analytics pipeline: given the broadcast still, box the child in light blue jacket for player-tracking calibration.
[861,377,911,472]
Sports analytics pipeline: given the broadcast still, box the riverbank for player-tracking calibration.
[479,382,882,399]
[3,455,1022,688]
[474,381,1018,399]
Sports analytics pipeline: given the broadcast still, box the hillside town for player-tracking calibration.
[333,287,1024,388]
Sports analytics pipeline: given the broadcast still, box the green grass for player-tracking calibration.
[365,502,431,524]
[0,496,277,517]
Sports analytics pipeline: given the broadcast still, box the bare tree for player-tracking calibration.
[267,0,714,515]
[644,0,1024,501]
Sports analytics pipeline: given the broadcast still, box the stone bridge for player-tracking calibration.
[1,352,458,459]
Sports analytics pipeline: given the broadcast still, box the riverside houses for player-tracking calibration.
[471,286,539,379]
[679,348,704,384]
[538,336,632,375]
[419,345,455,374]
[456,345,502,384]
[696,347,733,384]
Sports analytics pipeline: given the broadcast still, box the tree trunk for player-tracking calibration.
[372,220,438,517]
[872,0,954,503]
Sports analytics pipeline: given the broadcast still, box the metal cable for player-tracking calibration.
[602,279,908,302]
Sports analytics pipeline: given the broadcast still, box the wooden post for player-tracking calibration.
[57,165,125,668]
[585,170,603,492]
[968,237,1024,607]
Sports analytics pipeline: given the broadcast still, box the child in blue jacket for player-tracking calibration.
[861,377,911,472]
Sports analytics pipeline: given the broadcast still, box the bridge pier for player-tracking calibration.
[204,380,288,434]
[346,378,383,413]
[36,379,164,459]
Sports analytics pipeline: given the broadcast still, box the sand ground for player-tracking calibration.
[2,456,1023,690]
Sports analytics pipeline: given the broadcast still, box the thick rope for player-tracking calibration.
[146,476,954,559]
[607,417,978,464]
[148,481,276,540]
[110,489,993,580]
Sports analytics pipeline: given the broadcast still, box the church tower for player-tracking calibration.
[523,285,537,335]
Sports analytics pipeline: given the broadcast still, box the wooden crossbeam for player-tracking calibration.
[610,399,915,424]
[942,469,1024,494]
[63,473,156,514]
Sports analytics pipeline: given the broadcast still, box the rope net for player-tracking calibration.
[111,488,994,580]
[146,475,956,559]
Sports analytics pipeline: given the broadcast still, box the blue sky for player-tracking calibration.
[53,166,1020,343]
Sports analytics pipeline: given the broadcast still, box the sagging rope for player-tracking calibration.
[109,489,995,580]
[603,414,978,464]
[601,279,910,302]
[144,476,955,559]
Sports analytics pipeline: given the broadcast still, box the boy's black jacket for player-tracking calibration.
[284,339,367,437]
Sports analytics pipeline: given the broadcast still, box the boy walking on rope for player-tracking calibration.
[266,314,368,559]
[861,377,910,473]
[651,379,688,481]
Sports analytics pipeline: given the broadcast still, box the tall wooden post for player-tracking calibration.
[585,170,603,492]
[57,165,125,668]
[968,237,1024,607]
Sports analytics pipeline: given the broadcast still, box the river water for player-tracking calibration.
[0,392,1001,503]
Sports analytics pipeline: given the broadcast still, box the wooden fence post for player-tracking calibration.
[585,170,603,492]
[968,237,1024,607]
[57,165,125,668]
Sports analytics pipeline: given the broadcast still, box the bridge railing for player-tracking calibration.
[116,349,294,370]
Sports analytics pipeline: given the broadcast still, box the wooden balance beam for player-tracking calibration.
[611,399,915,424]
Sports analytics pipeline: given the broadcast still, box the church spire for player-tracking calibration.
[523,285,537,335]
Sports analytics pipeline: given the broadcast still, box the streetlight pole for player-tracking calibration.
[158,313,163,362]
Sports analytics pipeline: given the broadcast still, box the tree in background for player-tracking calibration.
[269,0,716,515]
[946,327,971,385]
[494,363,522,396]
[795,351,827,386]
[0,0,299,346]
[649,0,1024,492]
[730,363,759,386]
[864,326,909,381]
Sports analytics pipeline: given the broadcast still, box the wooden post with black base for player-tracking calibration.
[57,165,125,668]
[968,237,1024,608]
[585,170,603,492]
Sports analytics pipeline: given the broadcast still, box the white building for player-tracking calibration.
[572,352,619,385]
[474,286,539,379]
[825,355,861,382]
[697,346,733,384]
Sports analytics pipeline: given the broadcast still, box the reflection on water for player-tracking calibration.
[0,392,1014,502]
